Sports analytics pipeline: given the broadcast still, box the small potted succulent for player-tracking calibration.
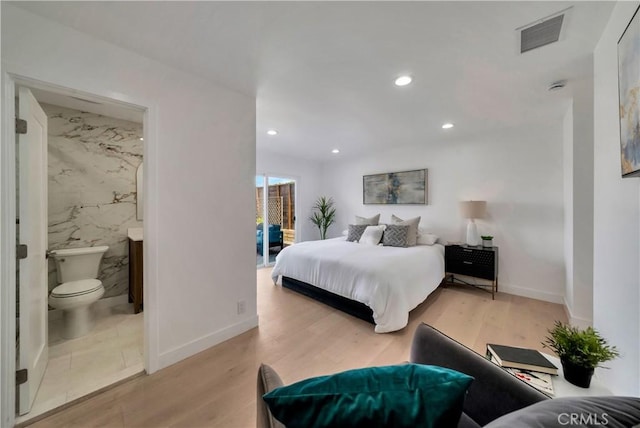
[542,321,619,388]
[481,235,493,247]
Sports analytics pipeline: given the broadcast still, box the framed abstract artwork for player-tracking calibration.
[618,5,640,178]
[363,169,427,205]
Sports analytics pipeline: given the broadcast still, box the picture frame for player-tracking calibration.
[363,169,427,205]
[617,5,640,178]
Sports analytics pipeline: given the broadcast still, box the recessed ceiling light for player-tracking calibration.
[267,129,278,136]
[442,123,454,129]
[394,75,412,87]
[332,149,340,154]
[139,137,144,141]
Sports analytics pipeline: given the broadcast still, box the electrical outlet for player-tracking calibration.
[237,300,246,315]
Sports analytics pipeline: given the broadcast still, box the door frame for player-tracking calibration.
[0,71,158,427]
[255,173,299,267]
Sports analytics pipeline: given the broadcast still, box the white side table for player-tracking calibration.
[542,354,611,398]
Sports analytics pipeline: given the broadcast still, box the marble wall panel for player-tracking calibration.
[44,103,142,299]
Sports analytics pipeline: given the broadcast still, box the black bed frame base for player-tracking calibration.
[281,276,375,325]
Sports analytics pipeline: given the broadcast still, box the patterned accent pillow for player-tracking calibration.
[346,224,368,242]
[383,224,410,247]
[391,215,421,246]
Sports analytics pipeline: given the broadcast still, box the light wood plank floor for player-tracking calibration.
[26,268,567,428]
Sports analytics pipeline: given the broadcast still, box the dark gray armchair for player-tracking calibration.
[257,323,640,427]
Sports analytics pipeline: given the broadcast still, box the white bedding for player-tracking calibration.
[271,237,445,333]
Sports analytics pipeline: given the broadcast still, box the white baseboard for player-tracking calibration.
[562,298,592,328]
[449,274,564,304]
[158,315,259,369]
[498,284,564,304]
[48,294,129,322]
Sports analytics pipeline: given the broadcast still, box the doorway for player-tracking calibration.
[256,175,296,267]
[11,83,147,423]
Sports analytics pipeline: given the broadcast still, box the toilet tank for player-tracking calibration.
[52,246,109,283]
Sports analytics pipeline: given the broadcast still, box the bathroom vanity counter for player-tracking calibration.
[127,228,143,313]
[128,227,143,241]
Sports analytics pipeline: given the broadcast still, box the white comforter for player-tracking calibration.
[271,237,445,333]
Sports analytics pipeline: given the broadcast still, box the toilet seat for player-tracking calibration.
[51,279,102,298]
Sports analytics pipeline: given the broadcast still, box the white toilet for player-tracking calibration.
[49,246,109,339]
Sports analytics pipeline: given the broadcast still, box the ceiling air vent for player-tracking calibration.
[520,14,564,53]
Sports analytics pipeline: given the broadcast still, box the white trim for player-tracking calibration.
[450,273,565,304]
[498,284,564,304]
[158,316,259,368]
[563,297,592,328]
[47,294,129,322]
[0,71,18,428]
[255,173,299,266]
[0,70,159,424]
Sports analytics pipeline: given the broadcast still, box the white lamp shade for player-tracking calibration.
[460,201,487,219]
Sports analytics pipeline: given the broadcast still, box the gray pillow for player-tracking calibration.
[484,396,640,428]
[257,364,285,428]
[383,224,410,247]
[391,215,420,246]
[346,224,368,242]
[355,214,380,225]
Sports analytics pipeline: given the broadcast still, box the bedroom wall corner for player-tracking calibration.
[593,0,640,396]
[565,72,596,329]
[562,102,575,317]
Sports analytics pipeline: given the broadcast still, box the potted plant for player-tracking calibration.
[309,196,336,240]
[481,235,493,247]
[542,321,619,388]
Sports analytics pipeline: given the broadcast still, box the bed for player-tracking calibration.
[271,237,445,333]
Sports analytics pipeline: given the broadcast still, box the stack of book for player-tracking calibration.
[486,343,558,397]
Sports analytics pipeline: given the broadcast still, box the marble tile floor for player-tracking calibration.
[16,302,144,424]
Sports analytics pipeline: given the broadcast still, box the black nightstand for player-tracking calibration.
[445,244,499,299]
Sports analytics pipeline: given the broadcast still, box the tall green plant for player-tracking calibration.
[542,321,619,369]
[309,196,336,240]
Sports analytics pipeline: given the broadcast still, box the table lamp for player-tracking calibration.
[460,201,486,246]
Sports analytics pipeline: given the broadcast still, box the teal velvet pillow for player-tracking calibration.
[262,364,473,428]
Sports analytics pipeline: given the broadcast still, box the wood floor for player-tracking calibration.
[26,268,567,428]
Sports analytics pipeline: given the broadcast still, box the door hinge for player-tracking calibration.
[17,244,28,260]
[16,369,28,385]
[15,118,27,135]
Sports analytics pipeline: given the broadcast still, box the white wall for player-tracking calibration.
[257,149,322,242]
[593,0,640,396]
[321,122,566,303]
[2,2,257,393]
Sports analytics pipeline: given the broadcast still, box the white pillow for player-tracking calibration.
[417,232,439,245]
[355,214,380,225]
[358,225,386,245]
[342,229,348,236]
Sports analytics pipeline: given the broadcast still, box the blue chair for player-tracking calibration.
[257,224,284,253]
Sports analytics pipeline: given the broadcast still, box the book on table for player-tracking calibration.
[486,343,558,375]
[504,367,555,397]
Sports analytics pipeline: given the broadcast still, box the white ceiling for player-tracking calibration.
[13,1,614,162]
